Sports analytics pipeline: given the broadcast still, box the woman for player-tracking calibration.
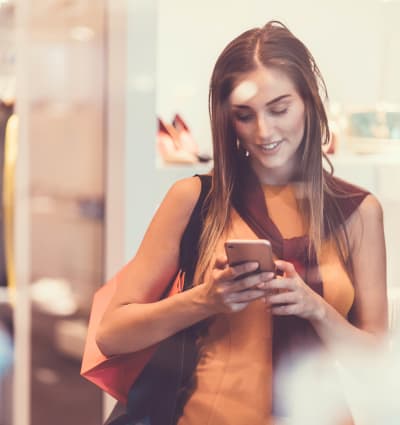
[97,21,387,425]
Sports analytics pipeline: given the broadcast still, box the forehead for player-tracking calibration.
[229,66,298,105]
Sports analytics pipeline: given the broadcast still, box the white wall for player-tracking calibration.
[156,0,400,152]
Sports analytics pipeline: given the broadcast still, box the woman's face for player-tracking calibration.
[229,65,306,184]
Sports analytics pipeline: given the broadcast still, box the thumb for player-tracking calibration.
[274,260,297,277]
[214,255,228,270]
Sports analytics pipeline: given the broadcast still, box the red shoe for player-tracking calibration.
[172,114,199,155]
[157,117,197,164]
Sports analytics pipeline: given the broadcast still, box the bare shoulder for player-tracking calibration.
[357,193,384,223]
[164,176,202,215]
[154,176,205,233]
[347,194,383,227]
[108,176,204,304]
[346,194,387,333]
[348,193,385,252]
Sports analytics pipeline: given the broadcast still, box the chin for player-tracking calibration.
[259,157,287,170]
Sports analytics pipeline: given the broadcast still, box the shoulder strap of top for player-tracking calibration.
[324,172,370,222]
[179,175,212,288]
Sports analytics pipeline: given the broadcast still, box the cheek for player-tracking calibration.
[233,123,245,140]
[293,117,305,138]
[286,109,305,138]
[233,121,252,140]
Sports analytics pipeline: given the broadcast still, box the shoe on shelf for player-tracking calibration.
[172,113,212,163]
[172,113,199,155]
[157,117,197,165]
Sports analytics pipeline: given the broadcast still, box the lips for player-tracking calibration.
[259,140,283,151]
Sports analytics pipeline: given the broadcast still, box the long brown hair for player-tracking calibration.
[195,21,350,283]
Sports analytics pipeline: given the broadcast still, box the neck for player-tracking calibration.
[250,158,298,186]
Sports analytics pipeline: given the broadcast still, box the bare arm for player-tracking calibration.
[311,194,387,348]
[345,194,388,334]
[96,176,210,356]
[96,176,270,356]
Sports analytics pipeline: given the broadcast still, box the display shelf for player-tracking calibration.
[330,150,400,165]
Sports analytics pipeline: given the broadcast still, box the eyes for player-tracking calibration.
[233,107,288,122]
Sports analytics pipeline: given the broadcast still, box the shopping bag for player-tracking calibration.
[80,264,184,404]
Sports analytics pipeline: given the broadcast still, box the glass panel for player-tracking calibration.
[0,1,16,424]
[25,1,105,423]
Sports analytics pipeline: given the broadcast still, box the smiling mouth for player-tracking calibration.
[260,140,283,151]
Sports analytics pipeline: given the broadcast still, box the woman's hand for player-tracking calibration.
[263,260,327,321]
[199,256,275,313]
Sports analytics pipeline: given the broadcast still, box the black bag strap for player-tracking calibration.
[179,174,211,288]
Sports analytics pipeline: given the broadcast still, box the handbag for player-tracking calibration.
[80,265,184,404]
[81,174,212,422]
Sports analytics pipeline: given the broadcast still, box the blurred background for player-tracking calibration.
[0,0,399,424]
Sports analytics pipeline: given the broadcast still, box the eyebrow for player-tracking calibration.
[232,94,291,108]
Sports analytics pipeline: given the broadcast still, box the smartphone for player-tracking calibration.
[224,239,275,274]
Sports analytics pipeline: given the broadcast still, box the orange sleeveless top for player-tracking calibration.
[177,184,355,425]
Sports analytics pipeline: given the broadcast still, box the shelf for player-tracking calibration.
[330,150,400,165]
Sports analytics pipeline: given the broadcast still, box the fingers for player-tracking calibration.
[211,261,275,313]
[274,260,297,277]
[211,259,321,319]
[257,276,296,292]
[267,291,298,305]
[271,304,301,315]
[212,260,260,286]
[230,261,260,279]
[214,257,261,277]
[224,289,266,304]
[220,271,274,313]
[224,271,275,293]
[214,255,228,270]
[209,258,300,314]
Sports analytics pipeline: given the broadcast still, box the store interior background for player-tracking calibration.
[0,0,399,424]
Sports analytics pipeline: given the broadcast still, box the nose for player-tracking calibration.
[256,114,272,141]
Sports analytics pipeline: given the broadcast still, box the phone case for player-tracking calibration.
[224,239,275,272]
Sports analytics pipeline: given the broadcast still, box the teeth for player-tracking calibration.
[261,141,281,150]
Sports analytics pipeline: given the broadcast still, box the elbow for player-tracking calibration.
[95,323,117,358]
